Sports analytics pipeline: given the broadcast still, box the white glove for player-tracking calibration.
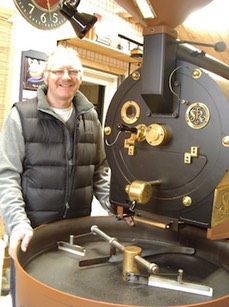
[9,228,33,259]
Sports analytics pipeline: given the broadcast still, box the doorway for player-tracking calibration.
[80,67,119,127]
[81,67,119,216]
[80,82,105,123]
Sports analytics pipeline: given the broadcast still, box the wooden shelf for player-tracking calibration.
[63,37,142,63]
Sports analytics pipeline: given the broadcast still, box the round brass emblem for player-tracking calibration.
[185,102,210,129]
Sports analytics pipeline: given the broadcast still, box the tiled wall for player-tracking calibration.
[80,0,143,41]
[66,0,143,74]
[74,46,131,73]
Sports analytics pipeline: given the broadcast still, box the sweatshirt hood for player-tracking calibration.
[37,84,94,115]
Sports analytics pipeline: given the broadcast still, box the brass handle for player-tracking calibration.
[125,180,160,204]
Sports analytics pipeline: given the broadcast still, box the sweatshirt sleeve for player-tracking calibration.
[0,107,32,236]
[92,120,111,210]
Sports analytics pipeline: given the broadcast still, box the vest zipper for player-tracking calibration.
[63,122,73,219]
[63,202,70,218]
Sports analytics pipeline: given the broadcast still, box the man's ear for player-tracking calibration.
[43,71,48,85]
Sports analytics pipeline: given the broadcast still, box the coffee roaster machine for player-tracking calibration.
[15,1,229,306]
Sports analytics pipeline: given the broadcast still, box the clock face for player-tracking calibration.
[13,0,67,30]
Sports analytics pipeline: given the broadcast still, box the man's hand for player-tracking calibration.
[9,228,33,259]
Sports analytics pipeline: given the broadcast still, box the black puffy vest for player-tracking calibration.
[16,98,99,228]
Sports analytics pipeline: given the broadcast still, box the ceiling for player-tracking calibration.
[176,23,229,67]
[114,0,229,67]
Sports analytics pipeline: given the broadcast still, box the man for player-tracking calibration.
[0,45,112,305]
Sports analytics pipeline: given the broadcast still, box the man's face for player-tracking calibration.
[44,53,82,107]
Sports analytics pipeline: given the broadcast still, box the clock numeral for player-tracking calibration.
[14,0,67,29]
[40,12,59,24]
[41,13,47,24]
[52,13,59,24]
[28,3,35,15]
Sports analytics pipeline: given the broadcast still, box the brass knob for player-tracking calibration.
[222,136,229,147]
[123,246,142,281]
[145,124,170,146]
[125,180,153,204]
[104,126,111,135]
[182,196,192,207]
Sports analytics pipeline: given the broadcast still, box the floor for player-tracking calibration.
[1,267,12,306]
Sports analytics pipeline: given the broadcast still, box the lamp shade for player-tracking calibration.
[60,3,97,39]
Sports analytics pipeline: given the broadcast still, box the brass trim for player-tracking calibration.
[131,71,141,81]
[124,124,147,156]
[134,216,170,229]
[185,102,210,129]
[123,246,142,281]
[125,180,154,204]
[145,124,170,146]
[121,100,140,124]
[184,146,199,164]
[212,171,229,227]
[222,136,229,147]
[192,68,202,79]
[104,126,111,135]
[182,196,192,207]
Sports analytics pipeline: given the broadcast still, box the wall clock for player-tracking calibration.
[13,0,67,30]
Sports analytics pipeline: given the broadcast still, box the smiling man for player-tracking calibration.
[0,45,112,307]
[44,47,83,108]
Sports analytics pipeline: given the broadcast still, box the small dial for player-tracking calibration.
[13,0,67,29]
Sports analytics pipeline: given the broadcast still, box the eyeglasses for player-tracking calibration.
[48,69,81,77]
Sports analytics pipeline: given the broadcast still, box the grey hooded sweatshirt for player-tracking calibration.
[0,85,110,236]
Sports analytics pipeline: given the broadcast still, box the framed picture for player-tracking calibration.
[19,50,47,101]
